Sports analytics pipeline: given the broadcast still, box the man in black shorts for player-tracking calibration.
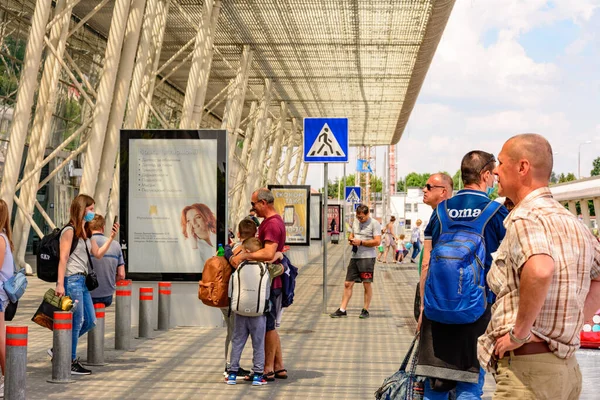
[330,204,381,319]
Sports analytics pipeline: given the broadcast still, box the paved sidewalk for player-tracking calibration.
[11,247,600,399]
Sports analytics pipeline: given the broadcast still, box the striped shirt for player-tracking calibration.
[478,187,600,370]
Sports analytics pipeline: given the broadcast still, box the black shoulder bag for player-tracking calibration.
[84,241,99,291]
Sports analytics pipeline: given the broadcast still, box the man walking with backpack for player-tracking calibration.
[416,151,508,399]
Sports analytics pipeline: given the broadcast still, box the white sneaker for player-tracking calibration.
[0,375,5,398]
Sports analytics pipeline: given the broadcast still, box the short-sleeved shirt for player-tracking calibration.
[89,234,125,298]
[258,214,286,289]
[60,226,91,277]
[351,217,381,259]
[424,189,508,302]
[478,187,600,370]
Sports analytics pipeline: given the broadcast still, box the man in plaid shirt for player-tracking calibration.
[478,133,600,399]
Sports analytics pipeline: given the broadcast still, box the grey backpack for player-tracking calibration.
[229,261,270,317]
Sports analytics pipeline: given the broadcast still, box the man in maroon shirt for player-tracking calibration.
[231,188,288,381]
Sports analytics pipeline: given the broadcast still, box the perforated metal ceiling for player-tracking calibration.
[71,0,455,145]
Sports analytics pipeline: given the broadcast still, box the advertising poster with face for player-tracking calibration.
[327,204,341,233]
[120,130,227,280]
[310,193,322,240]
[268,185,311,246]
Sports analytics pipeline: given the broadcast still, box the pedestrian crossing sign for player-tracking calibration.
[303,118,349,163]
[345,186,361,203]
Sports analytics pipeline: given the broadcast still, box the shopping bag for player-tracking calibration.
[31,289,74,330]
[375,334,426,400]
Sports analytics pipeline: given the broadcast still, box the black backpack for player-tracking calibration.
[37,225,78,282]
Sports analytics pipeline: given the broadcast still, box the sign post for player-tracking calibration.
[304,118,348,314]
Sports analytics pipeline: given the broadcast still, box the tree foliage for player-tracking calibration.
[591,157,600,176]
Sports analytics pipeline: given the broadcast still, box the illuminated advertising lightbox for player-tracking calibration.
[268,185,311,246]
[120,130,227,281]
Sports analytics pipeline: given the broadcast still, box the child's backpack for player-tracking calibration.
[37,225,78,283]
[424,200,501,324]
[280,255,298,308]
[199,256,232,308]
[229,261,270,316]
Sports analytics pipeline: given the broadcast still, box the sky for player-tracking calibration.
[306,0,600,190]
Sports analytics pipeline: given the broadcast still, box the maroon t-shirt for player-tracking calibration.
[258,214,286,289]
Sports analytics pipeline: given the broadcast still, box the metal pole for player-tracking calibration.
[245,79,272,198]
[292,131,303,184]
[231,101,257,227]
[12,0,71,266]
[94,0,147,216]
[281,118,297,184]
[0,0,52,214]
[86,303,106,366]
[267,102,287,184]
[158,282,171,331]
[5,326,28,399]
[180,0,213,128]
[80,0,132,195]
[48,311,72,383]
[139,287,154,338]
[342,163,347,270]
[323,163,328,313]
[255,118,273,188]
[115,280,132,350]
[301,162,309,185]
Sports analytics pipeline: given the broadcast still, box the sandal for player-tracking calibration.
[264,371,276,382]
[274,369,288,379]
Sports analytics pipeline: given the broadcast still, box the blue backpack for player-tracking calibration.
[280,255,298,308]
[424,200,501,324]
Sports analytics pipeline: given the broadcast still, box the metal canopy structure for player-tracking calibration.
[0,0,455,270]
[72,0,455,146]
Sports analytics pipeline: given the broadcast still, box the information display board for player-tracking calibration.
[268,185,311,246]
[310,193,323,241]
[120,130,227,281]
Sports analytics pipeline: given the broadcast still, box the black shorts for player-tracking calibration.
[345,258,375,283]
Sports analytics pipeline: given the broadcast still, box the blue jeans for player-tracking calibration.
[411,240,421,260]
[424,368,485,400]
[92,295,113,307]
[65,275,96,361]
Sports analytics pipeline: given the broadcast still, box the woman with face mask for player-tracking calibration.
[54,194,119,375]
[180,203,217,269]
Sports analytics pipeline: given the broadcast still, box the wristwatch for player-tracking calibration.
[509,327,531,344]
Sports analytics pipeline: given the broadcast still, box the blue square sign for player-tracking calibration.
[303,118,349,163]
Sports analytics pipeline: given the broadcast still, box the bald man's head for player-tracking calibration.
[506,133,553,181]
[432,172,454,192]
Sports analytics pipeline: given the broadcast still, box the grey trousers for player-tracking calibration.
[229,314,266,374]
[220,308,235,370]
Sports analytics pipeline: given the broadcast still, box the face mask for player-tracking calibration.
[486,175,497,197]
[84,211,95,222]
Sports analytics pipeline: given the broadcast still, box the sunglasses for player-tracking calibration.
[250,200,264,207]
[478,155,496,175]
[424,183,445,191]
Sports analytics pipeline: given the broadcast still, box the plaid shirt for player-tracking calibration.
[478,187,600,370]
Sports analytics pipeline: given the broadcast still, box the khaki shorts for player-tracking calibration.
[345,258,375,283]
[493,352,581,400]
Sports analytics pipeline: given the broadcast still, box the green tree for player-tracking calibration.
[452,170,462,190]
[549,171,558,184]
[591,157,600,176]
[396,178,406,192]
[405,172,429,188]
[370,175,383,194]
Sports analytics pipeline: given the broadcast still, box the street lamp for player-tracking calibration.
[578,141,592,179]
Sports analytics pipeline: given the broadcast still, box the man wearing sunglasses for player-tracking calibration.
[416,151,508,400]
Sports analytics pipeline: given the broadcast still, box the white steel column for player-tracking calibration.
[231,102,257,227]
[94,0,147,216]
[301,162,309,185]
[0,0,52,213]
[267,102,287,184]
[281,118,297,184]
[256,118,273,188]
[223,46,253,160]
[581,199,591,228]
[292,129,303,184]
[594,197,600,230]
[124,0,158,128]
[180,0,213,128]
[12,0,71,266]
[137,0,169,128]
[191,0,221,127]
[245,79,272,199]
[80,0,132,195]
[567,201,577,216]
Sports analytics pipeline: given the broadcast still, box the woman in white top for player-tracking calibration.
[181,203,217,268]
[0,199,15,393]
[55,194,118,375]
